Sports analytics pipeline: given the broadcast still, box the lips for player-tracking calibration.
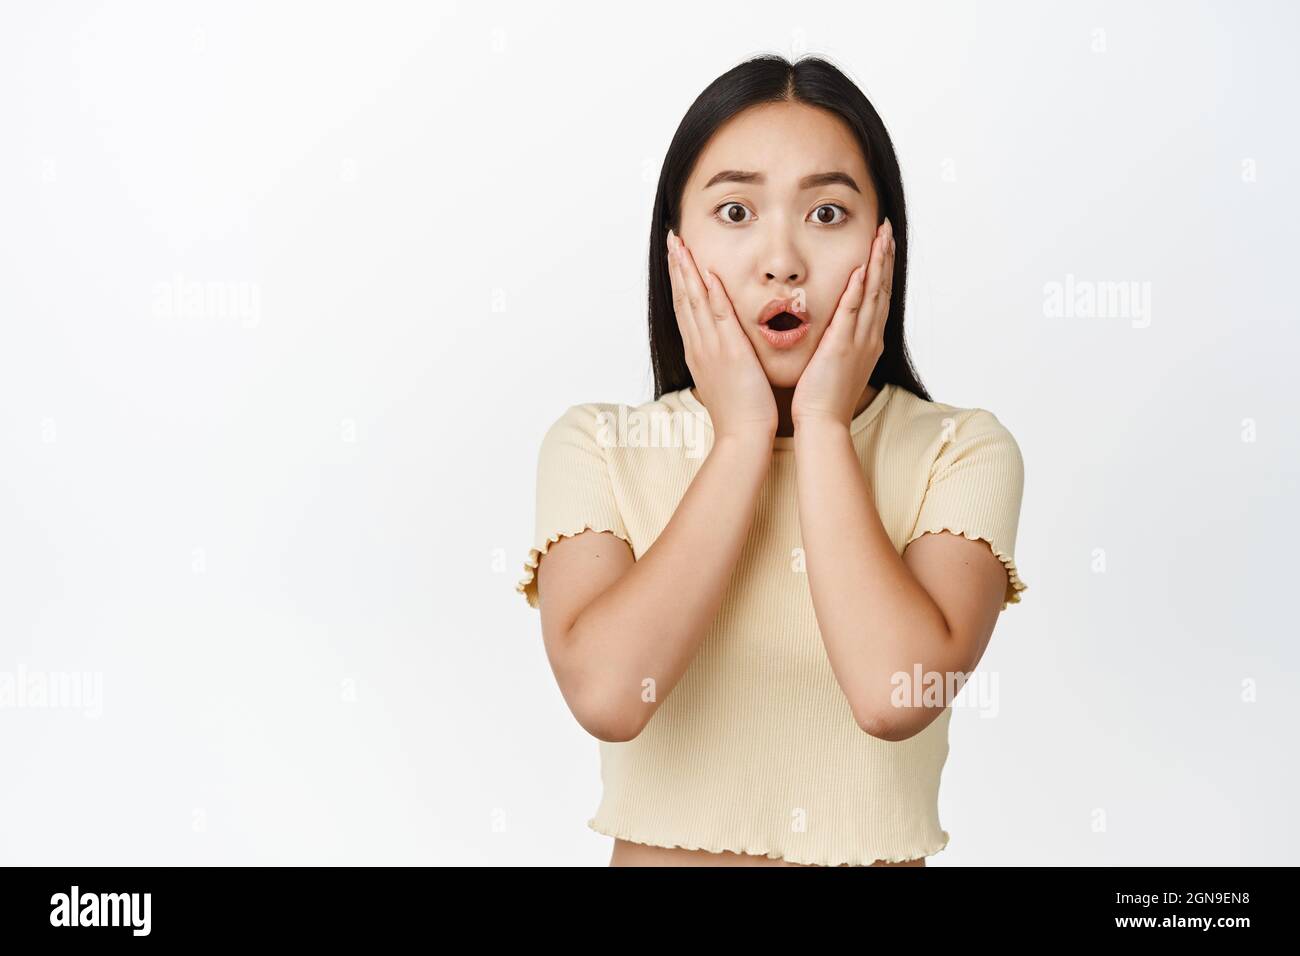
[757,297,809,329]
[756,296,812,350]
[759,297,806,343]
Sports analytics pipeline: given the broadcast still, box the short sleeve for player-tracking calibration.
[516,403,633,610]
[905,409,1027,610]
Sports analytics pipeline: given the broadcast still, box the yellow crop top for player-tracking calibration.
[516,382,1027,866]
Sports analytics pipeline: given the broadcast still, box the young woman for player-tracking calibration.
[517,54,1027,867]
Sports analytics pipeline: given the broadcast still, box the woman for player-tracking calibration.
[517,53,1027,867]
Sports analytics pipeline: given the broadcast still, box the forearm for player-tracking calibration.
[569,431,772,737]
[793,419,958,737]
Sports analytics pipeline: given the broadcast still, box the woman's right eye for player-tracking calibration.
[712,201,753,224]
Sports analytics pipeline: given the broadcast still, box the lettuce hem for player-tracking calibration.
[907,525,1027,611]
[516,524,633,609]
[588,817,950,867]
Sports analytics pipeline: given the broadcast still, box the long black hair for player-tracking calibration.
[648,53,930,402]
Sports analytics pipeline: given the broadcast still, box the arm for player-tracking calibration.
[794,419,1009,741]
[537,431,771,743]
[531,227,780,743]
[788,218,1020,741]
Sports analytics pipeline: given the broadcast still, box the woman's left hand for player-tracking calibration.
[791,217,895,429]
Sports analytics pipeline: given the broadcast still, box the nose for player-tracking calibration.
[762,232,805,287]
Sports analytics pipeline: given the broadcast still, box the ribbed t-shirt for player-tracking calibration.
[516,382,1027,866]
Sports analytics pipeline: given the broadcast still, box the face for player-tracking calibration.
[677,101,880,388]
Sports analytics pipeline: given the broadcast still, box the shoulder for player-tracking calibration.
[545,390,688,428]
[535,402,622,467]
[885,385,1023,464]
[541,389,702,457]
[541,401,622,440]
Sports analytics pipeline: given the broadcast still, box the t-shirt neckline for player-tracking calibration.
[679,383,895,450]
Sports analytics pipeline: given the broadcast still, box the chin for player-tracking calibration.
[760,358,810,389]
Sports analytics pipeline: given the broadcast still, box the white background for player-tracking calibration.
[1,0,1296,865]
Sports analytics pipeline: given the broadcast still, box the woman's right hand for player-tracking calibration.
[666,229,778,442]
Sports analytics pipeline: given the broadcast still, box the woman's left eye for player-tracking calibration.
[810,203,850,226]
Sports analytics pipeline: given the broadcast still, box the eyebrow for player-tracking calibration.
[701,169,862,193]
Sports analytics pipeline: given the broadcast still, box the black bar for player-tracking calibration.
[0,865,1285,941]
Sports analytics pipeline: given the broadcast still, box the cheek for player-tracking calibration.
[802,248,872,323]
[677,212,730,277]
[840,236,877,271]
[690,242,745,290]
[815,250,873,295]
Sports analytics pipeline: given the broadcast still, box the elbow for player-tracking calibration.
[572,687,646,743]
[855,705,927,743]
[552,629,645,743]
[582,713,642,744]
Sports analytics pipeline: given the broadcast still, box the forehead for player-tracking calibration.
[688,101,871,190]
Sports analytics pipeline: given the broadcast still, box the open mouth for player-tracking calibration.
[758,307,811,348]
[756,297,810,348]
[764,311,804,332]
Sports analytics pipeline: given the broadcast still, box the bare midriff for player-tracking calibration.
[610,837,927,867]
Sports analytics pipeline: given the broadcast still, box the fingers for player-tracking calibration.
[854,217,895,348]
[825,257,869,349]
[667,231,754,371]
[701,269,732,323]
[666,230,699,357]
[702,267,756,355]
[674,238,721,351]
[880,221,895,300]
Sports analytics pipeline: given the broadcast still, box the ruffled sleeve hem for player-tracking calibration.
[907,525,1027,611]
[516,524,634,610]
